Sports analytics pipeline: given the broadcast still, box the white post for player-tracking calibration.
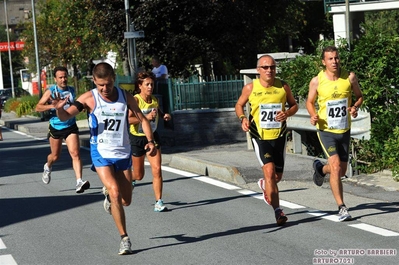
[4,0,15,97]
[0,52,3,90]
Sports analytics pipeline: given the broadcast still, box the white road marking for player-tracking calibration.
[0,238,6,249]
[0,254,18,265]
[159,165,399,237]
[349,223,399,237]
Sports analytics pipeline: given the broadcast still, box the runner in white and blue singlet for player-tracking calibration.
[52,62,156,255]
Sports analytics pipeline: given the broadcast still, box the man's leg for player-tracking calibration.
[327,154,344,206]
[96,166,131,235]
[262,162,279,209]
[65,133,82,180]
[47,137,63,167]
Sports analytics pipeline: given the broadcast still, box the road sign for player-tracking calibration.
[124,31,145,39]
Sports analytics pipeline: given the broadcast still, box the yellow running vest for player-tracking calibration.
[129,94,159,136]
[316,69,352,133]
[248,79,287,140]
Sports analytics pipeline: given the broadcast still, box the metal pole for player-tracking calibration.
[4,0,15,98]
[131,24,138,72]
[345,0,351,50]
[124,0,136,81]
[31,0,43,119]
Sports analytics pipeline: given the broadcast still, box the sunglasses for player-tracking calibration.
[258,65,276,71]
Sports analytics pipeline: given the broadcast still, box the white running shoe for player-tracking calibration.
[338,206,352,222]
[257,178,271,205]
[42,163,51,184]
[76,180,90,193]
[154,199,168,212]
[102,186,111,215]
[118,236,133,255]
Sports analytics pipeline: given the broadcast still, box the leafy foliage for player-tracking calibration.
[20,0,114,72]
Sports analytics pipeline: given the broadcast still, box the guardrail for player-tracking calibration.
[287,108,371,140]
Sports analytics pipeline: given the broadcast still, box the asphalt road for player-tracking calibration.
[1,128,399,265]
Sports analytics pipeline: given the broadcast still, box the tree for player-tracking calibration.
[20,0,114,73]
[80,0,330,78]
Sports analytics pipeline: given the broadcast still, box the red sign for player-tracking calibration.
[0,41,25,52]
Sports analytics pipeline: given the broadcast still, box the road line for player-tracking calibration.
[157,164,399,237]
[0,255,17,265]
[349,223,399,237]
[194,176,241,190]
[0,238,6,249]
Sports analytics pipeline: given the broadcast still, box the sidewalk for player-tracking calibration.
[1,111,399,194]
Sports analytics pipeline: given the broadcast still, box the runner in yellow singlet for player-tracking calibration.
[129,71,172,212]
[306,46,363,222]
[235,55,298,226]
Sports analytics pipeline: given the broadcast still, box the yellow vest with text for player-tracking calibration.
[248,78,287,140]
[316,69,352,133]
[129,94,159,136]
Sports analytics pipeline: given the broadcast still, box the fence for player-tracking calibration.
[172,76,243,111]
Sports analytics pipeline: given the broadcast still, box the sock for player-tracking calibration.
[274,207,281,212]
[121,234,128,239]
[76,178,82,185]
[44,163,51,170]
[317,163,326,176]
[338,204,346,210]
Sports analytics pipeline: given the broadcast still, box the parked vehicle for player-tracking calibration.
[0,88,31,108]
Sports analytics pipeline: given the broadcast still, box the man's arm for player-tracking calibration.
[235,83,252,132]
[35,89,54,112]
[55,91,90,121]
[283,83,298,118]
[306,76,319,126]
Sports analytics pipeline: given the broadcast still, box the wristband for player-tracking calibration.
[239,115,246,122]
[148,139,159,147]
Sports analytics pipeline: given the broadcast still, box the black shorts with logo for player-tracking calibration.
[130,131,161,157]
[47,123,79,140]
[317,130,350,162]
[251,134,287,173]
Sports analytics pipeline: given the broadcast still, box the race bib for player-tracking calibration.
[326,98,348,130]
[259,103,282,129]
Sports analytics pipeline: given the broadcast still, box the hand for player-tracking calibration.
[241,118,249,132]
[144,143,157,156]
[51,97,68,110]
[275,110,288,122]
[163,113,171,121]
[348,106,358,118]
[310,115,319,126]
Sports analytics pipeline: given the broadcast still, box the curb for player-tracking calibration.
[169,154,247,186]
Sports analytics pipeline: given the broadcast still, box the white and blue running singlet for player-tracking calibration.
[48,85,76,129]
[89,87,131,159]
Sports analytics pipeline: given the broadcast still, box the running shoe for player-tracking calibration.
[154,199,168,212]
[102,186,111,215]
[132,180,136,187]
[76,180,90,193]
[275,209,288,226]
[42,163,52,184]
[257,178,271,205]
[338,206,352,222]
[313,159,325,187]
[118,236,133,255]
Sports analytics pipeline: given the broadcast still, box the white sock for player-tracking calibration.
[77,178,82,184]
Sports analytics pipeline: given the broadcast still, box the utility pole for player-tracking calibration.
[31,0,43,120]
[124,0,144,83]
